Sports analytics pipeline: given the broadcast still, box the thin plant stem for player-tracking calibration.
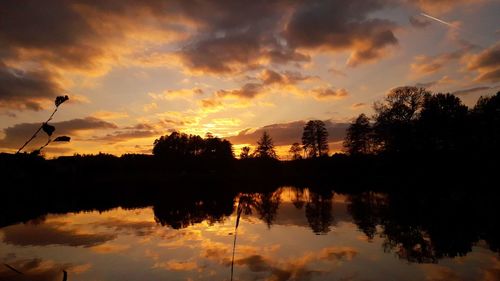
[16,107,58,154]
[230,199,243,281]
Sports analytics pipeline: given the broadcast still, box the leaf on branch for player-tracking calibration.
[42,123,55,136]
[54,136,71,142]
[55,95,69,107]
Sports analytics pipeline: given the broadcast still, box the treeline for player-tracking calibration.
[344,87,500,156]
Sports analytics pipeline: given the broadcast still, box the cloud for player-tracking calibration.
[0,1,186,111]
[328,67,347,77]
[0,117,117,149]
[149,88,204,101]
[409,15,431,28]
[351,103,367,109]
[91,129,159,144]
[414,75,454,88]
[88,122,161,144]
[0,63,62,110]
[216,83,264,99]
[411,44,474,75]
[178,30,309,74]
[312,87,349,100]
[452,86,496,96]
[227,120,348,146]
[1,223,115,247]
[409,0,485,14]
[91,111,129,120]
[259,69,314,86]
[284,0,398,67]
[467,43,500,83]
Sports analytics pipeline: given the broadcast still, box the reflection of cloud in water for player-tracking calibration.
[93,218,157,236]
[1,223,115,247]
[0,257,90,281]
[233,246,358,281]
[153,260,198,271]
[90,243,130,253]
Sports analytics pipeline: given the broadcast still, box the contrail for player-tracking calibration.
[420,13,454,27]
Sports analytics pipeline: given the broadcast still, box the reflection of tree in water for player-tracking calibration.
[153,195,235,229]
[382,222,437,263]
[291,187,306,209]
[305,191,333,234]
[348,192,386,240]
[252,190,282,228]
[347,190,500,263]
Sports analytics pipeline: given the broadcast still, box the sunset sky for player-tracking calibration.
[0,0,499,157]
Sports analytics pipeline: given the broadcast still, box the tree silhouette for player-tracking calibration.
[344,113,373,155]
[471,91,500,153]
[289,142,302,160]
[239,146,251,159]
[301,120,329,157]
[373,87,430,153]
[417,93,468,152]
[153,131,233,161]
[253,131,277,159]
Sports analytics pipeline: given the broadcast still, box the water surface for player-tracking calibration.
[0,187,498,281]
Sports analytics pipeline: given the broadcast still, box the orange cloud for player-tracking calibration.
[466,43,500,83]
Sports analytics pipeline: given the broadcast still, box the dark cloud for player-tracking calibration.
[467,43,500,83]
[227,120,348,146]
[178,29,309,74]
[0,63,61,110]
[216,83,264,99]
[260,69,313,86]
[0,117,117,149]
[312,87,349,100]
[409,15,431,28]
[284,0,398,67]
[1,223,115,247]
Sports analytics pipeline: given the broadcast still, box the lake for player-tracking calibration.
[0,187,498,281]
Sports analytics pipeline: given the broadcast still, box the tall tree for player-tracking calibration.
[417,93,468,152]
[471,91,500,152]
[253,131,277,159]
[344,113,373,155]
[289,142,303,160]
[373,86,430,153]
[302,120,329,157]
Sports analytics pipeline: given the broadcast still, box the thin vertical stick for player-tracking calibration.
[230,199,243,281]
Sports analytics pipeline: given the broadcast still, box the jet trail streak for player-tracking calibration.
[421,13,454,27]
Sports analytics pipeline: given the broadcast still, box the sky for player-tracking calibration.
[0,0,499,157]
